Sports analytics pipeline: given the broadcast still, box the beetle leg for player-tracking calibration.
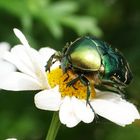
[45,51,61,72]
[111,76,126,87]
[66,74,90,90]
[66,76,79,90]
[79,76,93,108]
[78,74,91,103]
[45,54,55,72]
[95,79,125,98]
[66,74,97,115]
[80,75,99,119]
[78,74,97,114]
[67,74,92,104]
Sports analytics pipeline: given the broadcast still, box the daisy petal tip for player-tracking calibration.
[120,118,139,127]
[34,93,45,110]
[132,113,140,123]
[137,114,140,119]
[13,28,18,32]
[34,88,61,111]
[61,118,80,128]
[13,28,29,47]
[13,28,22,36]
[117,107,140,126]
[34,93,39,104]
[59,97,81,128]
[66,123,77,128]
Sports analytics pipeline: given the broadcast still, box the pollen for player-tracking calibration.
[47,67,96,100]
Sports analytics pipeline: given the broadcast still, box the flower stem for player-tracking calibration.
[45,112,61,140]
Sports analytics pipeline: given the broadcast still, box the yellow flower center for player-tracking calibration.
[47,67,96,100]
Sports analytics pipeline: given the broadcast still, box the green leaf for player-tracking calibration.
[0,0,102,38]
[50,1,78,16]
[44,18,63,39]
[62,16,102,37]
[0,0,29,18]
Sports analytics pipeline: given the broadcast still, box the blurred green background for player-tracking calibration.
[0,0,140,139]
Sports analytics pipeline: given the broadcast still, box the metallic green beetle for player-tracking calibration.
[46,36,133,108]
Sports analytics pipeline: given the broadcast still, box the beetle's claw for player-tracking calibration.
[86,100,99,120]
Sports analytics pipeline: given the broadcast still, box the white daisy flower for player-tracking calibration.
[5,138,17,140]
[0,42,16,80]
[0,29,139,128]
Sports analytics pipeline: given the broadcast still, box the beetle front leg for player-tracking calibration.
[45,54,55,72]
[45,51,61,72]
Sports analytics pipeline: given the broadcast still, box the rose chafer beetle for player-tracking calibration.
[46,36,133,109]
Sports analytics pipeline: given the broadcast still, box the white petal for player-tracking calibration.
[13,28,30,48]
[39,47,60,70]
[59,96,81,127]
[23,46,49,88]
[91,92,140,126]
[39,47,56,66]
[72,97,94,123]
[4,45,36,76]
[34,86,61,111]
[4,45,49,89]
[0,60,16,74]
[0,42,10,51]
[5,138,17,140]
[0,72,42,91]
[49,61,60,71]
[0,42,10,58]
[13,29,46,76]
